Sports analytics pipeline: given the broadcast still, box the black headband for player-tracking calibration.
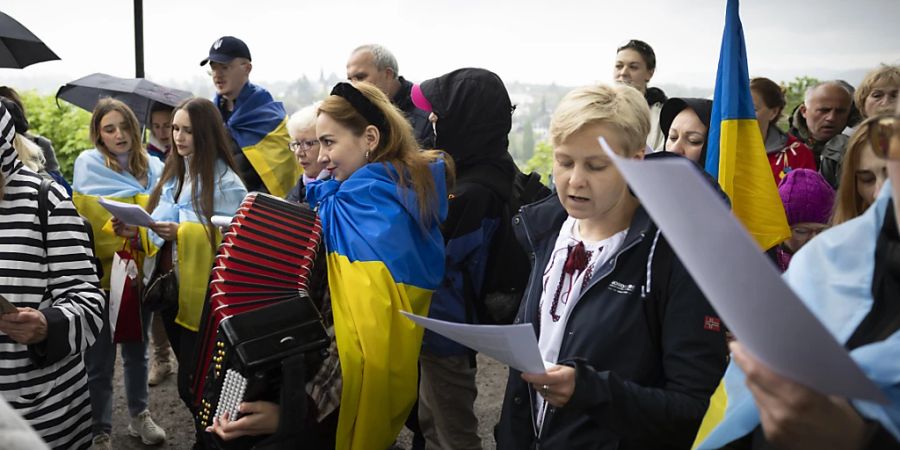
[330,82,390,139]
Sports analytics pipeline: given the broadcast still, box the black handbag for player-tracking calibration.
[142,267,177,311]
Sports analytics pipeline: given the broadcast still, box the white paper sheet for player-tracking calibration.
[401,311,548,374]
[98,198,156,227]
[599,138,886,403]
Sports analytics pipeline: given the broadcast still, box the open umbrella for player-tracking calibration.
[56,73,194,125]
[0,11,60,68]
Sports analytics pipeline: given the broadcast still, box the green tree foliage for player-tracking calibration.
[521,120,535,163]
[19,91,92,181]
[522,141,553,185]
[779,76,820,130]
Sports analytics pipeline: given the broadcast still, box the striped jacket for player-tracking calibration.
[0,105,105,449]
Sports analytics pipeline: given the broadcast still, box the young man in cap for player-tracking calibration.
[200,36,298,196]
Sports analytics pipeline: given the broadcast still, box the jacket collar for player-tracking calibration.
[518,193,653,255]
[392,76,414,110]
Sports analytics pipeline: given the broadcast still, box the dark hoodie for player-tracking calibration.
[659,97,714,165]
[418,68,517,356]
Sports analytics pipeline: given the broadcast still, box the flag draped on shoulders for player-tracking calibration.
[704,0,790,251]
[306,160,448,450]
[147,159,247,330]
[72,148,163,289]
[693,182,900,448]
[218,82,299,198]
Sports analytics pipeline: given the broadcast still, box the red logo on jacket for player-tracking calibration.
[704,315,721,332]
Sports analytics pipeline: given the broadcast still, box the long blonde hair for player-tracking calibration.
[13,133,44,172]
[831,116,881,225]
[318,82,454,226]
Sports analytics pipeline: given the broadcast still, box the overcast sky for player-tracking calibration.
[3,0,899,93]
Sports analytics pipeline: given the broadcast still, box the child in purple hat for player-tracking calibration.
[773,168,835,270]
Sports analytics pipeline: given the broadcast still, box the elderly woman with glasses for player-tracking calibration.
[694,106,900,449]
[285,102,329,204]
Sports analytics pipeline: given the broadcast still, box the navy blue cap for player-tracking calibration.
[199,36,251,66]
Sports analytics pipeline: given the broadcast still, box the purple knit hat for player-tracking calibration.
[778,169,835,225]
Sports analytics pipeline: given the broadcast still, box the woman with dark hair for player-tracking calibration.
[209,81,454,450]
[614,39,667,150]
[73,98,167,448]
[144,97,247,410]
[750,77,816,183]
[659,97,713,164]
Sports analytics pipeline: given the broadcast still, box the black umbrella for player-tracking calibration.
[56,73,194,125]
[0,11,60,69]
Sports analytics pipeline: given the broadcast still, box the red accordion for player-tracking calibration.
[191,193,328,433]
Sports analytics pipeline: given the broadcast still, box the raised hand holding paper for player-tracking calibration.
[401,311,548,374]
[598,137,885,403]
[97,198,156,227]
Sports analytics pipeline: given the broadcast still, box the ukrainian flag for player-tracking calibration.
[693,1,793,446]
[72,149,163,289]
[704,0,790,251]
[306,160,448,450]
[223,83,299,198]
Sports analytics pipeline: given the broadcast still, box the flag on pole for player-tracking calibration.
[704,0,790,250]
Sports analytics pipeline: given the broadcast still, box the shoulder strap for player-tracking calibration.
[38,178,52,248]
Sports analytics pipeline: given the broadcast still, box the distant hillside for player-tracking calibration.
[5,64,892,165]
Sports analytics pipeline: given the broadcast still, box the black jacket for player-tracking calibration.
[495,195,728,450]
[419,68,517,354]
[394,76,435,149]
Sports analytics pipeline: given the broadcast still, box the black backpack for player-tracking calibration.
[38,178,104,282]
[477,169,552,324]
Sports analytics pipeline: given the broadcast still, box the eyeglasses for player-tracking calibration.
[791,225,829,238]
[868,114,900,160]
[289,139,319,153]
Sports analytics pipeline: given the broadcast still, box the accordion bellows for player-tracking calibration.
[191,193,328,432]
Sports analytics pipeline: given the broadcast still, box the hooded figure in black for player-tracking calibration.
[659,97,714,165]
[411,67,517,450]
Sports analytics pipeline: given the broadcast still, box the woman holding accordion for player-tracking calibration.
[209,81,454,450]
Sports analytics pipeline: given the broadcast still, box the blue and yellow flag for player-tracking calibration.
[306,161,448,450]
[704,0,790,251]
[694,184,900,448]
[72,149,163,289]
[219,82,299,198]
